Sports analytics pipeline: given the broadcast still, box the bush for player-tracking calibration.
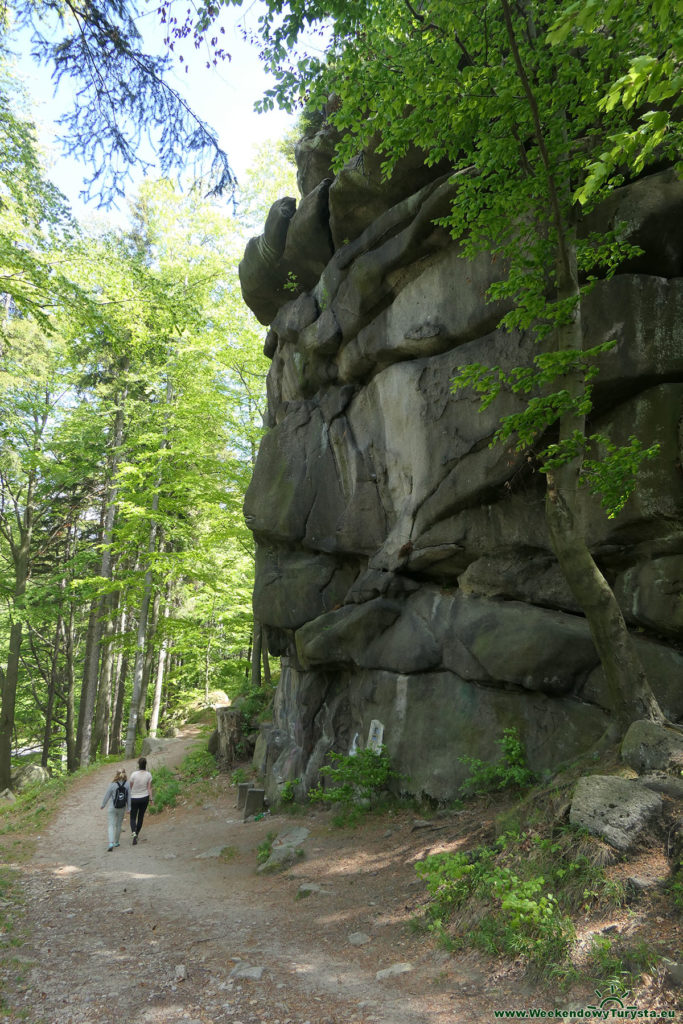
[309,746,396,824]
[459,728,536,798]
[231,680,277,725]
[149,765,181,815]
[415,834,575,968]
[280,778,299,804]
[179,748,218,783]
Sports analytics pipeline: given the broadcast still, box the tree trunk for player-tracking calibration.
[544,246,664,730]
[76,597,100,765]
[64,597,78,773]
[262,631,272,688]
[545,469,665,729]
[41,613,64,768]
[124,528,160,757]
[109,607,128,757]
[78,392,126,768]
[250,619,262,689]
[0,526,31,790]
[499,0,665,734]
[91,591,120,759]
[137,588,161,737]
[149,592,171,738]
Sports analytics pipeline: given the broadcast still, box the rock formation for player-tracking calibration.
[240,124,683,804]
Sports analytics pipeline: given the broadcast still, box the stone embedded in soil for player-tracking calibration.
[229,963,264,980]
[376,962,413,980]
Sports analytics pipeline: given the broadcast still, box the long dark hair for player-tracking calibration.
[137,756,147,770]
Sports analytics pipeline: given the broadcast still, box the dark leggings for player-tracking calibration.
[130,796,149,836]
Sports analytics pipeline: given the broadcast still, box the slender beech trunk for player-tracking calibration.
[91,591,120,759]
[137,588,161,736]
[149,593,171,738]
[79,389,127,767]
[109,607,129,755]
[501,0,665,731]
[41,612,64,768]
[250,620,262,689]
[0,507,32,790]
[262,630,272,688]
[124,378,171,757]
[160,645,175,720]
[64,595,78,772]
[124,532,158,756]
[76,597,99,761]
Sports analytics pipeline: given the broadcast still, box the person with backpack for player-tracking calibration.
[100,769,130,852]
[128,756,153,845]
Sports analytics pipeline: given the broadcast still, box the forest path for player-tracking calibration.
[3,730,582,1024]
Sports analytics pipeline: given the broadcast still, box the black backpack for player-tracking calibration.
[113,782,127,809]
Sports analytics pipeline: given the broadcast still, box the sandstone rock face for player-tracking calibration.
[241,147,683,803]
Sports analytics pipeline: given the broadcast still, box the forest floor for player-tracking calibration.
[0,728,681,1024]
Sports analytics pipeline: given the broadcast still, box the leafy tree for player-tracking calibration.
[220,0,682,730]
[0,74,89,325]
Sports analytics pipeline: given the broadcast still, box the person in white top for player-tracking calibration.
[128,756,153,845]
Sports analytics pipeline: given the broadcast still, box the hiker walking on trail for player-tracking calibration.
[101,768,130,852]
[128,756,153,845]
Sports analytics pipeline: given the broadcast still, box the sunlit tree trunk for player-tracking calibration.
[137,588,161,737]
[0,489,33,790]
[40,612,64,768]
[109,606,129,755]
[149,594,171,738]
[91,591,120,758]
[79,389,126,767]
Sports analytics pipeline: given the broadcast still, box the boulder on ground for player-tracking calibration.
[140,737,170,757]
[11,763,49,792]
[257,826,310,873]
[621,719,683,774]
[569,774,662,851]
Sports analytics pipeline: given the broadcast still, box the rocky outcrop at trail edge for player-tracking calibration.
[239,123,683,805]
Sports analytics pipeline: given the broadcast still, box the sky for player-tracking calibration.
[12,1,299,219]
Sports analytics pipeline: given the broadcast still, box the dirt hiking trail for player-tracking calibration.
[1,730,679,1024]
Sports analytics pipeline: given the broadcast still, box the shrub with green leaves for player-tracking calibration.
[308,746,396,823]
[280,778,299,804]
[415,836,574,967]
[459,727,536,798]
[149,765,181,815]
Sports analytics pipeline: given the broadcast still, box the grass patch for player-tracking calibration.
[588,933,661,989]
[179,748,219,783]
[149,745,220,814]
[219,845,238,863]
[0,775,70,862]
[413,825,628,977]
[0,865,22,944]
[256,831,277,865]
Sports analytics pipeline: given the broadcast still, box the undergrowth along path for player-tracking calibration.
[0,729,680,1024]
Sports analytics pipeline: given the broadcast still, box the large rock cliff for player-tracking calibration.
[240,126,683,804]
